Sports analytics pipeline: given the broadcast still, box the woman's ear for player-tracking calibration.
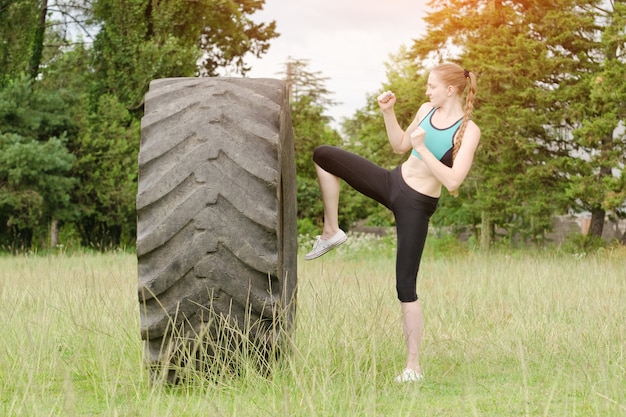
[447,85,456,96]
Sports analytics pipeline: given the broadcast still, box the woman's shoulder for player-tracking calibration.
[464,119,481,141]
[416,102,435,121]
[467,119,480,132]
[418,102,434,113]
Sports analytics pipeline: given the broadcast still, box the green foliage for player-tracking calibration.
[71,94,139,248]
[338,48,423,229]
[91,0,278,109]
[0,133,76,248]
[401,0,626,245]
[0,77,76,249]
[424,232,471,258]
[198,0,279,75]
[344,47,423,170]
[82,0,278,246]
[283,58,345,227]
[560,232,608,254]
[0,0,38,85]
[0,0,280,250]
[2,0,624,250]
[91,1,199,109]
[296,217,318,239]
[0,76,75,141]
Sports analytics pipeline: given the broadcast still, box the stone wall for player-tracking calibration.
[548,215,626,243]
[351,216,626,245]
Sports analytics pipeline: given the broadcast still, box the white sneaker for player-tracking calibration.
[304,230,347,260]
[394,368,423,383]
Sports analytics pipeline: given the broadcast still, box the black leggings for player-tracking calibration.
[313,145,439,302]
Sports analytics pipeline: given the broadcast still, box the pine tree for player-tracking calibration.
[277,58,342,232]
[407,0,625,246]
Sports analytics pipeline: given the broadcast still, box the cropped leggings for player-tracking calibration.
[313,145,439,302]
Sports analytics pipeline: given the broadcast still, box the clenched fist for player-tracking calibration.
[377,90,396,111]
[410,127,426,152]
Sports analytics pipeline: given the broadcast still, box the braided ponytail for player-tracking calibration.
[431,63,478,196]
[452,71,477,163]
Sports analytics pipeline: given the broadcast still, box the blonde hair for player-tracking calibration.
[431,63,477,162]
[431,63,477,196]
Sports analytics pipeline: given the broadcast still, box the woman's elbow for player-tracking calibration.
[392,141,411,154]
[393,147,406,155]
[444,178,462,193]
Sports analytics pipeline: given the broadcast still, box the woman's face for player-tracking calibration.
[425,72,449,107]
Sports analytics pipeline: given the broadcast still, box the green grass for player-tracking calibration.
[1,241,625,416]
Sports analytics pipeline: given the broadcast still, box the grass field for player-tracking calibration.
[1,238,625,416]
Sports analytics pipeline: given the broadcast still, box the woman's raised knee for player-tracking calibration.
[312,145,336,165]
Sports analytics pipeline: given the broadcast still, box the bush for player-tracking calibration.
[560,232,607,254]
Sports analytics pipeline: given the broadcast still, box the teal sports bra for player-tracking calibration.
[411,107,463,168]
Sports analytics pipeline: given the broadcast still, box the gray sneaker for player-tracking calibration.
[304,230,347,260]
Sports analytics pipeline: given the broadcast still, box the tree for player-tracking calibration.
[80,0,279,246]
[198,0,279,76]
[406,0,625,247]
[90,0,279,110]
[38,43,140,248]
[562,0,626,240]
[28,0,48,79]
[0,0,38,85]
[277,58,342,232]
[49,0,278,247]
[71,94,139,248]
[0,77,76,249]
[0,0,282,250]
[341,48,428,228]
[344,48,424,169]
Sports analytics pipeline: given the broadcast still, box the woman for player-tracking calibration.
[304,62,480,382]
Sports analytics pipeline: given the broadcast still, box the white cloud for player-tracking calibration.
[242,0,428,127]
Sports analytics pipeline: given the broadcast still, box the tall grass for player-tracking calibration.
[1,240,624,416]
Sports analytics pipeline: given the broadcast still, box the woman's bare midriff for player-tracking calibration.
[401,156,442,198]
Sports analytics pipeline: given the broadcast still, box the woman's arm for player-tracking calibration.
[410,121,481,192]
[378,92,432,154]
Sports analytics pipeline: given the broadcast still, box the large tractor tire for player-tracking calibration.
[137,77,297,381]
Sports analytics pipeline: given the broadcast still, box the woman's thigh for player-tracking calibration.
[313,145,393,207]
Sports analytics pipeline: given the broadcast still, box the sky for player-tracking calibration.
[244,0,429,127]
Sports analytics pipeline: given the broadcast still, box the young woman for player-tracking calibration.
[304,62,480,382]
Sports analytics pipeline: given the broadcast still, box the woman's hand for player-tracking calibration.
[410,127,426,153]
[377,91,396,112]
